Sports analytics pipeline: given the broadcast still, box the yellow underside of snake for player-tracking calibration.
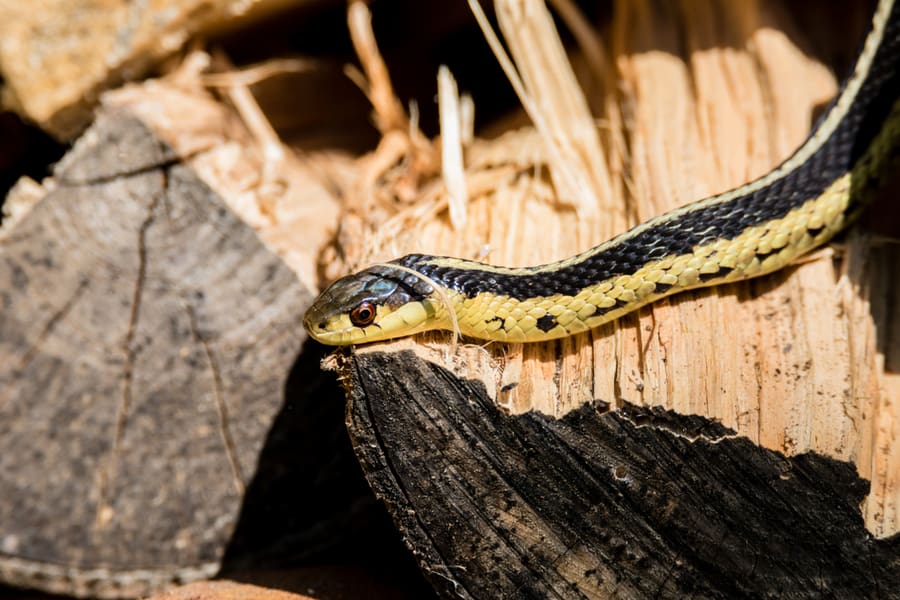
[412,174,855,343]
[303,0,900,346]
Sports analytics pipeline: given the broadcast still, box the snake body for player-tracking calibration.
[305,0,900,346]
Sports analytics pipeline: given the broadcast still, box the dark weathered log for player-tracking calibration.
[345,349,900,599]
[0,110,308,598]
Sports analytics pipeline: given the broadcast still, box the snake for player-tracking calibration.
[305,0,900,346]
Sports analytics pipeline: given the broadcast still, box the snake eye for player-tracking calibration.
[349,301,377,327]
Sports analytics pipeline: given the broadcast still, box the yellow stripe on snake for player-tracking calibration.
[305,0,900,346]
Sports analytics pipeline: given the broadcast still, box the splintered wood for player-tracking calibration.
[332,1,899,537]
[0,0,311,139]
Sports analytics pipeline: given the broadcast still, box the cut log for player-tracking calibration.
[0,44,435,599]
[329,0,900,598]
[346,349,900,599]
[0,109,309,598]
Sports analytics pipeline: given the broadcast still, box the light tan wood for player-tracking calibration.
[337,1,898,537]
[0,0,307,139]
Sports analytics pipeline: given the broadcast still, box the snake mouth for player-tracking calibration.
[302,310,327,340]
[302,305,324,332]
[303,314,357,345]
[302,294,350,344]
[303,295,380,346]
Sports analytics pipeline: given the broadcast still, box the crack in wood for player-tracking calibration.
[185,302,246,495]
[16,277,90,372]
[56,147,210,187]
[94,176,163,527]
[632,312,647,399]
[616,404,738,444]
[611,323,623,410]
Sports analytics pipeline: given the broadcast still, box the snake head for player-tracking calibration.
[303,263,439,345]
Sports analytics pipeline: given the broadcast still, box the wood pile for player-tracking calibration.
[0,0,896,598]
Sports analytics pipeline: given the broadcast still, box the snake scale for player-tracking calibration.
[305,0,900,346]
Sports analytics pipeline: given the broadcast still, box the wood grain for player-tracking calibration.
[336,0,899,542]
[0,111,308,597]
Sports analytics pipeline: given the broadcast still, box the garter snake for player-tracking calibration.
[305,0,900,346]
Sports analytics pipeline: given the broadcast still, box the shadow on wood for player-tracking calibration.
[345,349,900,599]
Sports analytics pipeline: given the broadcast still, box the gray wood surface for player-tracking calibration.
[0,111,309,598]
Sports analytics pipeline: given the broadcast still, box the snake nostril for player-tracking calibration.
[318,321,327,330]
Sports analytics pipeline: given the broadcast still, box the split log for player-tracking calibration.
[0,83,433,596]
[0,1,477,595]
[346,349,900,598]
[329,1,900,598]
[0,100,315,597]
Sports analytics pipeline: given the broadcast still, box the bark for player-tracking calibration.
[345,349,900,599]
